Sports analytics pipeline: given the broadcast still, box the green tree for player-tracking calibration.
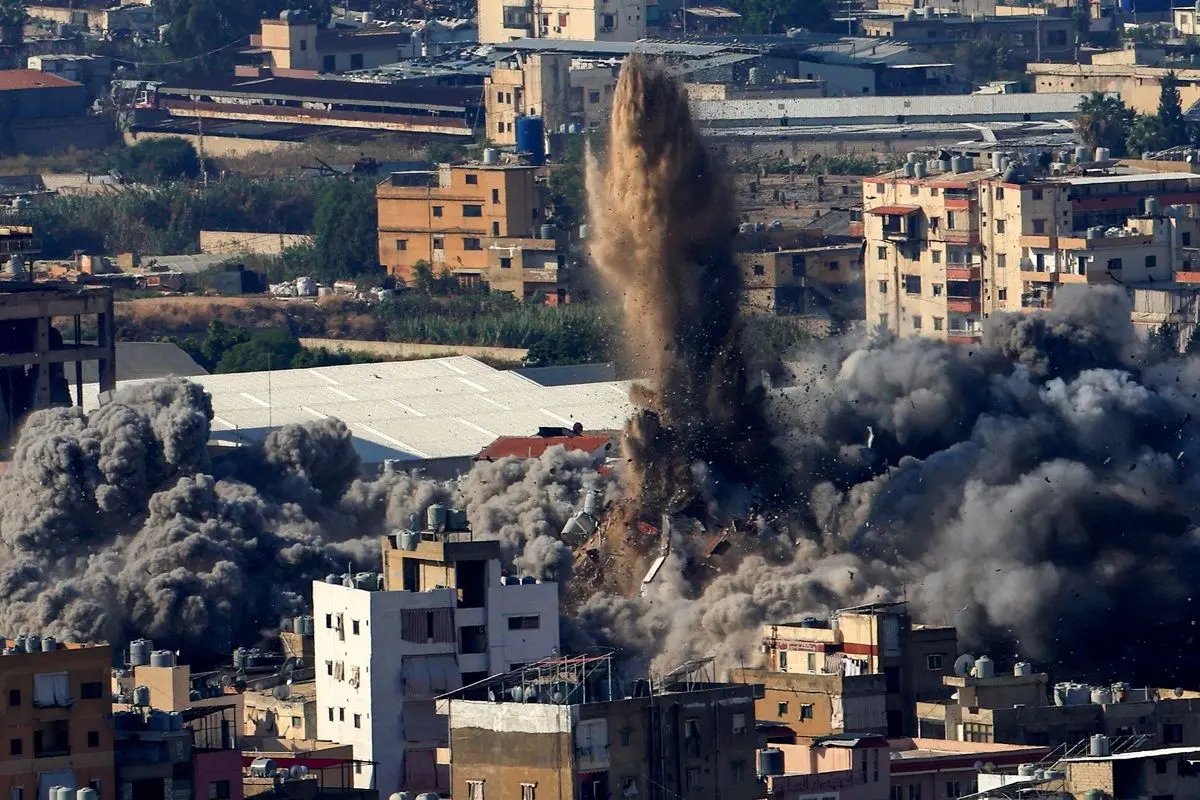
[1075,92,1135,156]
[425,141,468,164]
[312,179,379,282]
[1126,114,1166,158]
[0,0,25,45]
[728,0,830,34]
[953,37,1008,84]
[214,329,302,373]
[546,135,586,230]
[110,137,203,183]
[1158,71,1189,148]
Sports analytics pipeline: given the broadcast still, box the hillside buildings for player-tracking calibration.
[738,242,864,320]
[437,656,759,800]
[313,506,559,795]
[1028,62,1200,116]
[485,53,617,142]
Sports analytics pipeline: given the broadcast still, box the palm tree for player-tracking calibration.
[0,0,26,47]
[1074,92,1135,156]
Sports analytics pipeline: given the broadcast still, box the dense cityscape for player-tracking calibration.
[4,0,1200,799]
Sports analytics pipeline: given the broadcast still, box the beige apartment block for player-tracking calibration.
[1028,62,1200,115]
[486,53,617,144]
[479,0,647,43]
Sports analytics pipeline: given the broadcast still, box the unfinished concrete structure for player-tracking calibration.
[0,282,115,445]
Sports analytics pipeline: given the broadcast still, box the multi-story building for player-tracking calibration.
[0,640,114,800]
[479,0,648,43]
[376,162,564,298]
[731,606,956,737]
[243,681,319,742]
[486,53,617,143]
[437,656,760,800]
[738,243,864,320]
[860,12,1074,64]
[314,506,560,795]
[863,159,1200,341]
[237,12,414,78]
[1029,62,1200,115]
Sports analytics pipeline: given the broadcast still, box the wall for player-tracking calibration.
[134,665,189,711]
[124,130,303,158]
[730,669,887,738]
[485,582,560,675]
[199,231,312,256]
[296,338,528,362]
[1029,63,1200,115]
[445,702,575,800]
[192,749,244,800]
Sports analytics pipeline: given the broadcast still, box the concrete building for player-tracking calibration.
[238,12,414,78]
[731,668,887,740]
[0,639,115,800]
[738,242,864,320]
[437,656,760,800]
[25,55,112,100]
[1028,62,1200,115]
[862,159,1200,341]
[243,681,319,743]
[485,53,617,142]
[0,281,115,447]
[376,162,560,292]
[314,506,560,795]
[479,0,648,43]
[730,606,957,738]
[112,705,244,800]
[24,0,155,36]
[860,13,1074,64]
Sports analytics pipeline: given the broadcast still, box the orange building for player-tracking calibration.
[0,640,115,800]
[376,162,561,298]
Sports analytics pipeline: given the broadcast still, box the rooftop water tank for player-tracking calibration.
[41,636,56,652]
[133,685,151,706]
[1091,687,1113,705]
[1089,734,1110,757]
[922,5,934,17]
[903,162,915,178]
[390,792,412,800]
[1075,145,1091,163]
[150,650,175,668]
[24,635,39,654]
[1095,146,1111,162]
[1014,661,1033,677]
[516,115,545,166]
[757,748,785,777]
[77,788,98,800]
[540,224,555,240]
[973,655,994,679]
[251,758,278,778]
[409,511,421,531]
[427,504,447,532]
[482,148,499,165]
[907,151,920,164]
[325,574,340,584]
[1145,196,1161,215]
[1018,764,1037,777]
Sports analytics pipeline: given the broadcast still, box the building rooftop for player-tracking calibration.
[475,432,615,461]
[686,5,742,18]
[1061,745,1200,762]
[0,68,82,91]
[692,92,1086,123]
[496,37,731,57]
[157,74,480,111]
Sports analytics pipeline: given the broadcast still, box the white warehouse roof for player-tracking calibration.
[692,92,1087,124]
[82,356,632,468]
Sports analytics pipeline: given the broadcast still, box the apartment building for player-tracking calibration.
[486,53,617,143]
[238,12,413,77]
[314,505,560,796]
[377,162,564,298]
[0,639,114,800]
[730,606,956,738]
[864,160,1200,340]
[1028,62,1200,115]
[479,0,647,42]
[860,13,1073,64]
[738,243,864,320]
[437,656,760,800]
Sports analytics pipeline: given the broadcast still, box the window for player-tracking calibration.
[932,250,941,264]
[927,654,944,671]
[998,288,1007,302]
[464,237,482,251]
[995,219,1006,233]
[777,701,789,717]
[325,614,332,628]
[354,763,362,775]
[327,707,334,721]
[521,785,535,800]
[299,39,307,51]
[500,257,512,269]
[467,781,485,800]
[891,788,903,800]
[80,682,103,700]
[508,615,540,630]
[589,91,601,103]
[686,769,701,792]
[9,739,20,756]
[395,239,408,252]
[912,315,922,330]
[930,187,939,197]
[910,184,919,196]
[933,317,943,331]
[875,183,885,193]
[995,187,1004,200]
[433,237,445,250]
[325,660,333,676]
[807,652,817,672]
[352,619,361,635]
[877,246,887,260]
[350,53,364,69]
[209,782,231,800]
[353,714,361,729]
[87,731,99,748]
[1164,723,1184,744]
[1185,232,1193,246]
[1147,255,1158,269]
[778,650,788,670]
[1032,218,1046,234]
[601,12,615,28]
[33,673,69,707]
[904,275,921,294]
[800,704,814,720]
[433,205,444,217]
[497,91,505,103]
[322,55,335,72]
[1155,759,1168,774]
[879,314,889,330]
[878,280,888,294]
[827,260,839,271]
[1035,253,1046,272]
[753,263,765,276]
[291,716,302,727]
[929,216,940,230]
[338,708,345,722]
[463,204,483,217]
[946,211,956,229]
[946,781,961,799]
[334,661,344,681]
[932,283,943,297]
[732,713,746,735]
[996,253,1007,269]
[465,174,478,185]
[1108,258,1123,271]
[731,761,746,784]
[908,784,922,800]
[492,221,501,236]
[1032,188,1044,200]
[12,787,23,800]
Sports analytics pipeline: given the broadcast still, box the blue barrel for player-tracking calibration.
[516,115,545,166]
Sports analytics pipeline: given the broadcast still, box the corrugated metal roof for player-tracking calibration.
[82,356,633,465]
[692,92,1085,122]
[0,69,82,91]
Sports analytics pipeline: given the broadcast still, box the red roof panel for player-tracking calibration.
[0,69,82,91]
[475,434,614,461]
[868,205,921,216]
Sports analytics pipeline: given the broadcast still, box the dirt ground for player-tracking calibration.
[115,295,379,340]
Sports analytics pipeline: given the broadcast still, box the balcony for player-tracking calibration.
[945,265,981,281]
[1021,294,1052,310]
[1176,271,1200,284]
[947,297,981,313]
[948,333,982,345]
[869,206,920,241]
[0,237,41,256]
[941,229,980,246]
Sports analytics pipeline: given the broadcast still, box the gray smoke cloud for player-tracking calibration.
[0,379,611,661]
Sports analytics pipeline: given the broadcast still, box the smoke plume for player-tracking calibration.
[586,57,782,518]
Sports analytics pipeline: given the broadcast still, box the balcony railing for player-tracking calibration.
[945,265,981,281]
[0,237,41,255]
[947,297,981,313]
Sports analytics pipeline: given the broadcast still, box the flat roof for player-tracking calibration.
[157,74,480,111]
[1065,170,1199,186]
[0,69,82,91]
[692,92,1084,123]
[1061,745,1200,762]
[498,37,729,57]
[81,356,632,465]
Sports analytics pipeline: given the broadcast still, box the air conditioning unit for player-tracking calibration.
[554,26,561,31]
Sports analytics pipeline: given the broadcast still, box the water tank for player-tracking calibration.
[973,655,994,679]
[427,504,448,532]
[390,793,412,800]
[128,639,150,666]
[1014,661,1033,677]
[13,636,25,653]
[903,162,915,178]
[169,711,183,730]
[150,650,175,668]
[579,223,590,239]
[922,5,934,18]
[502,575,519,586]
[416,793,439,800]
[448,508,468,531]
[233,647,248,670]
[583,491,601,516]
[1091,687,1113,705]
[402,531,420,551]
[992,151,1005,172]
[250,758,278,778]
[133,685,150,706]
[1075,145,1091,163]
[1145,196,1161,215]
[1095,146,1111,162]
[748,67,763,85]
[955,156,972,173]
[757,748,785,777]
[516,116,546,166]
[1033,769,1048,781]
[77,789,98,800]
[342,574,355,588]
[1087,226,1104,239]
[23,635,39,654]
[482,148,499,165]
[292,616,305,636]
[354,572,378,590]
[1089,734,1110,757]
[296,277,316,296]
[904,8,918,19]
[325,574,340,584]
[1111,682,1130,702]
[1018,764,1037,777]
[540,224,555,240]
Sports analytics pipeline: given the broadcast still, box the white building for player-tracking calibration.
[313,505,560,795]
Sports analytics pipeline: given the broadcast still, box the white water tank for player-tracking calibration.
[1089,734,1110,757]
[914,162,927,178]
[973,655,994,679]
[1095,147,1111,162]
[1014,661,1033,677]
[1018,764,1037,777]
[482,148,499,165]
[1091,687,1113,705]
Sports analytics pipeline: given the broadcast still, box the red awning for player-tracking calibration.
[868,205,921,216]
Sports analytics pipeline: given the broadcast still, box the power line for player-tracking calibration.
[109,36,249,68]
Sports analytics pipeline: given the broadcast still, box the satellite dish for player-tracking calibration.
[1175,687,1185,697]
[954,654,976,677]
[973,760,984,772]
